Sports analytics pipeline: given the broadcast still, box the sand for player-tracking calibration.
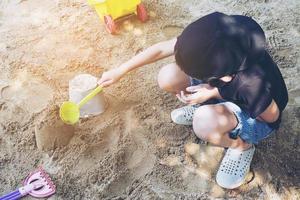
[69,74,98,92]
[35,107,75,151]
[0,0,299,199]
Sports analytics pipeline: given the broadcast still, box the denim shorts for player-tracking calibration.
[190,77,274,144]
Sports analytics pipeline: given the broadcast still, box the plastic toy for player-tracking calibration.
[0,167,56,200]
[87,0,148,34]
[60,86,103,125]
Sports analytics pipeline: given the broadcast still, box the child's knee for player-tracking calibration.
[192,105,216,141]
[193,104,238,141]
[157,63,190,93]
[157,63,177,92]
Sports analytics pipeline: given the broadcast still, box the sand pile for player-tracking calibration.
[35,107,74,151]
[0,0,299,199]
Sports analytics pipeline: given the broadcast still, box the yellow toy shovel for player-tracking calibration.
[59,86,103,125]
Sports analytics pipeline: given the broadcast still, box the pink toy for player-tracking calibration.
[0,167,56,200]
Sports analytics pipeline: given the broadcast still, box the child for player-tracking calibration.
[98,12,288,189]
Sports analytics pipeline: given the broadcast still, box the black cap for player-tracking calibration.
[175,12,266,80]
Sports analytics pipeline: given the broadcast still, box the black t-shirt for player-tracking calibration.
[174,12,288,129]
[218,51,288,129]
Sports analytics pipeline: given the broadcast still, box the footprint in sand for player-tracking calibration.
[66,104,157,196]
[0,80,9,97]
[126,147,156,178]
[123,107,156,178]
[288,88,300,106]
[94,106,157,197]
[1,70,53,113]
[267,32,291,51]
[73,126,120,172]
[183,143,224,182]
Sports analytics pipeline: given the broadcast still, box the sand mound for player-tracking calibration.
[69,74,97,92]
[35,107,74,151]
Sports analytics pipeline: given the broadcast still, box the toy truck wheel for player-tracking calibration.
[137,3,148,22]
[104,15,116,34]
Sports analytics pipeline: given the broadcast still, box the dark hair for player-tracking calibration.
[175,33,247,80]
[174,12,266,81]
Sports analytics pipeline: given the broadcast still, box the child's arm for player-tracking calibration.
[257,100,280,123]
[98,38,177,87]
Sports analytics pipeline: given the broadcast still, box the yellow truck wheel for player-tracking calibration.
[137,3,148,22]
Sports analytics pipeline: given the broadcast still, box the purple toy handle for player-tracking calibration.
[1,167,56,200]
[0,190,22,200]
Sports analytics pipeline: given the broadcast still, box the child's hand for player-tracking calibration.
[176,84,215,105]
[98,68,125,87]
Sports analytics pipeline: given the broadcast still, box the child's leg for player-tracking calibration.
[192,104,251,150]
[157,63,190,94]
[192,102,270,189]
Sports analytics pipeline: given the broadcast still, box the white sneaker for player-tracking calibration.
[216,146,255,189]
[171,105,197,125]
